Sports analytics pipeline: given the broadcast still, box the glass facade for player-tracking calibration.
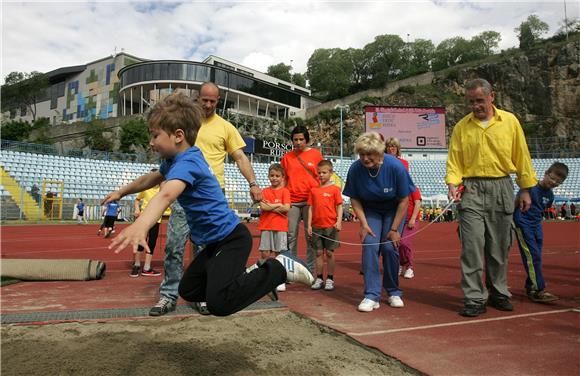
[119,61,301,108]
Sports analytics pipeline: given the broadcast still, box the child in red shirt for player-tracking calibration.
[254,163,291,292]
[307,160,343,291]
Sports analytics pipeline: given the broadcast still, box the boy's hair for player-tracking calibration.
[268,163,284,175]
[546,162,569,180]
[291,125,310,143]
[147,93,204,146]
[318,160,333,170]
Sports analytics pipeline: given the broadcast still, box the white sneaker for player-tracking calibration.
[276,253,314,286]
[403,268,414,279]
[398,266,403,276]
[276,283,286,292]
[357,298,380,312]
[245,262,259,273]
[311,278,324,290]
[324,279,334,291]
[388,296,405,308]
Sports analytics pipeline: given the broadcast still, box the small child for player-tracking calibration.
[307,160,343,291]
[254,163,291,292]
[76,198,87,224]
[513,162,568,303]
[398,185,422,279]
[104,93,313,317]
[101,200,121,238]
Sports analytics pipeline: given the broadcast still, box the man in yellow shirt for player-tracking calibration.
[149,82,262,316]
[446,78,537,318]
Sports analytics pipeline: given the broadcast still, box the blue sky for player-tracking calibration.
[1,1,577,83]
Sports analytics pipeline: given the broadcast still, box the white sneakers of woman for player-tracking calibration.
[358,298,380,312]
[388,296,404,308]
[403,268,414,279]
[276,283,286,292]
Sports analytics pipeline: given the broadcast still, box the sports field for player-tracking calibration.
[1,220,579,375]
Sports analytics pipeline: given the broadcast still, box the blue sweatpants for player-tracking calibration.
[514,223,545,292]
[362,208,404,301]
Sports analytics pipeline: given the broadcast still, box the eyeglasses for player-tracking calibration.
[545,174,564,185]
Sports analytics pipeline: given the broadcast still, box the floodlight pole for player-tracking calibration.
[334,104,349,164]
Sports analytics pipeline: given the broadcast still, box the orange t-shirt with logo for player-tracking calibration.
[258,187,291,231]
[281,148,323,203]
[308,185,343,228]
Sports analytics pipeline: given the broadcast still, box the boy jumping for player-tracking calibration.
[103,93,313,316]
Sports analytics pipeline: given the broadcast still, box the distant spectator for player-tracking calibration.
[31,184,40,204]
[570,203,576,217]
[385,137,409,171]
[44,190,54,216]
[560,203,567,219]
[76,198,87,224]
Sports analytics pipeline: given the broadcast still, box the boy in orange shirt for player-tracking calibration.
[254,163,291,292]
[307,160,343,291]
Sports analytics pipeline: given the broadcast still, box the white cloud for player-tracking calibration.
[1,0,577,83]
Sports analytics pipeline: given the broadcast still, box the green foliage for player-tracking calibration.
[291,72,307,88]
[84,120,113,152]
[515,14,549,49]
[1,71,49,122]
[397,85,416,94]
[267,63,292,82]
[307,48,353,100]
[362,34,406,88]
[119,117,149,152]
[1,119,32,141]
[0,117,50,141]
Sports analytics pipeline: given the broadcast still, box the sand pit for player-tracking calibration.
[1,310,417,376]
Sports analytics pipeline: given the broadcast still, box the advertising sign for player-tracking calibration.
[365,106,446,148]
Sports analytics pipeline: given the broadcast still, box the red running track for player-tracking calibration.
[1,221,579,375]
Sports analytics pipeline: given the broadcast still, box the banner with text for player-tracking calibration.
[364,106,446,149]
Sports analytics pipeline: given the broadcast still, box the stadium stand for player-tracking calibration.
[1,148,578,221]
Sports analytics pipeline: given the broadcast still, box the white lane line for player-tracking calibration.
[348,308,576,337]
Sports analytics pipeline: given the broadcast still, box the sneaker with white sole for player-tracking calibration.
[276,283,286,292]
[403,268,414,279]
[311,278,324,290]
[358,298,380,312]
[388,296,404,308]
[149,298,176,316]
[324,279,334,291]
[275,253,314,286]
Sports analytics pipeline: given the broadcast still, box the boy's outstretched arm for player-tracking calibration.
[101,171,164,205]
[109,179,185,254]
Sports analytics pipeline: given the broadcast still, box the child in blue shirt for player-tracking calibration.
[513,162,568,303]
[76,198,87,224]
[101,200,120,238]
[103,93,313,316]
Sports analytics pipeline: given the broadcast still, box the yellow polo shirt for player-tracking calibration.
[195,114,246,188]
[136,186,171,222]
[445,107,537,189]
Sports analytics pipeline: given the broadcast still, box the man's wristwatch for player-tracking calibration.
[249,181,259,188]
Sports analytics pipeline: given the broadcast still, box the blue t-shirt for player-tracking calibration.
[343,154,415,212]
[160,146,239,245]
[105,201,119,216]
[513,183,553,227]
[77,202,85,212]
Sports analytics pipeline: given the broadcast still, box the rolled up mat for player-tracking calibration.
[1,259,106,281]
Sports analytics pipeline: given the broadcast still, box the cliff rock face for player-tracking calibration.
[308,39,579,156]
[441,39,579,139]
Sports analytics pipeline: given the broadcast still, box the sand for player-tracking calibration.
[1,310,418,376]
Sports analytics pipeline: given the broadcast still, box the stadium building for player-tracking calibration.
[5,52,320,125]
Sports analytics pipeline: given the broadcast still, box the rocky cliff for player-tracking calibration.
[306,37,579,157]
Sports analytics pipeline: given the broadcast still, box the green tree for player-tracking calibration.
[1,71,49,122]
[473,31,502,56]
[362,34,406,87]
[402,38,436,76]
[291,72,307,88]
[267,63,292,82]
[84,120,113,152]
[0,119,33,141]
[432,37,473,70]
[515,15,549,49]
[307,48,353,100]
[119,117,149,152]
